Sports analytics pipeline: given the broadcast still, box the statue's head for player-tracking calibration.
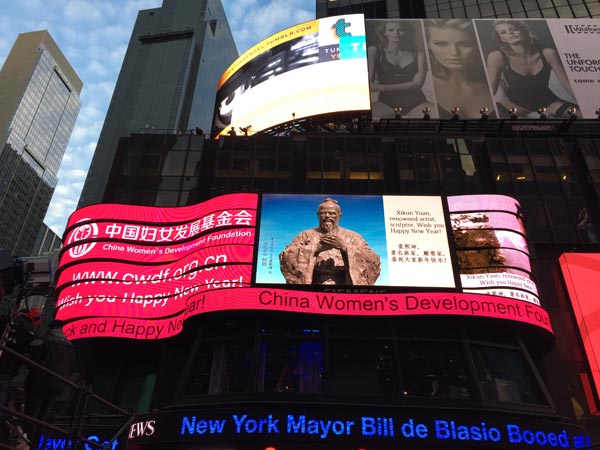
[317,198,342,233]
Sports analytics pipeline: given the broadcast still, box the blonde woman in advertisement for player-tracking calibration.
[486,20,579,118]
[425,19,495,119]
[368,20,432,118]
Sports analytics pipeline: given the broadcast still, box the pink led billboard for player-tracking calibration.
[559,253,600,401]
[55,193,551,340]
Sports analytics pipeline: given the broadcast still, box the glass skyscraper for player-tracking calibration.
[317,0,600,18]
[0,30,82,257]
[78,0,238,208]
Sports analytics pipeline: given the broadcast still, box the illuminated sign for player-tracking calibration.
[38,434,119,450]
[126,408,593,449]
[559,253,600,402]
[366,19,600,119]
[55,194,550,340]
[258,194,538,302]
[212,14,370,138]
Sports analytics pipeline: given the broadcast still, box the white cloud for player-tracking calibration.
[80,103,104,121]
[70,125,98,145]
[225,0,314,53]
[87,80,117,98]
[86,60,111,77]
[61,168,88,181]
[108,45,128,65]
[63,1,117,23]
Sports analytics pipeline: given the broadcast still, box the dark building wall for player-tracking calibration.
[207,134,600,247]
[103,133,205,206]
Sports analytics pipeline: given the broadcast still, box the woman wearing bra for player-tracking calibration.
[486,20,579,118]
[368,21,432,118]
[425,19,495,119]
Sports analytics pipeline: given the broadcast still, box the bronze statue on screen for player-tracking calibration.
[279,198,380,285]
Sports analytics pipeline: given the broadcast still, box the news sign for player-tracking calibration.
[125,406,593,450]
[366,18,600,119]
[212,14,370,138]
[55,193,550,340]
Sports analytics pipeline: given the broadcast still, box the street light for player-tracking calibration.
[422,107,431,120]
[538,107,547,120]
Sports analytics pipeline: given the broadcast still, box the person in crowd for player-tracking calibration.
[0,309,42,416]
[279,198,380,285]
[486,20,579,118]
[24,320,77,447]
[425,19,495,118]
[368,20,432,118]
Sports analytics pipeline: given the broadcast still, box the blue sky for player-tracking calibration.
[0,0,314,237]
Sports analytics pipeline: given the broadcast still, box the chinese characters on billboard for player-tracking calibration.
[55,194,550,340]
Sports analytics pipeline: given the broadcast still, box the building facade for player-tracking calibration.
[0,30,81,258]
[77,0,237,208]
[317,0,600,18]
[47,8,600,450]
[57,121,600,450]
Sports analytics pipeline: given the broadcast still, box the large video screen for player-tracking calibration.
[55,194,550,340]
[366,18,600,119]
[212,14,370,138]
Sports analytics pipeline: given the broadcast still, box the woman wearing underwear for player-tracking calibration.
[368,21,432,118]
[425,19,495,119]
[486,20,579,118]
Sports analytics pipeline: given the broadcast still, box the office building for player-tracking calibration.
[0,30,81,258]
[317,0,600,18]
[33,224,61,256]
[78,0,238,208]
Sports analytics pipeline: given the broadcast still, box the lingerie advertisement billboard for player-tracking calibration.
[559,253,600,401]
[55,193,550,340]
[366,18,600,119]
[212,14,370,138]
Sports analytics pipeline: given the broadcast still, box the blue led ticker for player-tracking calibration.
[175,413,593,448]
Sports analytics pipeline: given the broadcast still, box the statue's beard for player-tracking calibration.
[321,221,337,233]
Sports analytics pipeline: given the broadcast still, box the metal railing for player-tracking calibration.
[0,343,134,450]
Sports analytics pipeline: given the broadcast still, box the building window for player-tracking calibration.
[399,340,470,398]
[177,315,550,408]
[329,341,396,396]
[259,341,322,393]
[471,345,546,404]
